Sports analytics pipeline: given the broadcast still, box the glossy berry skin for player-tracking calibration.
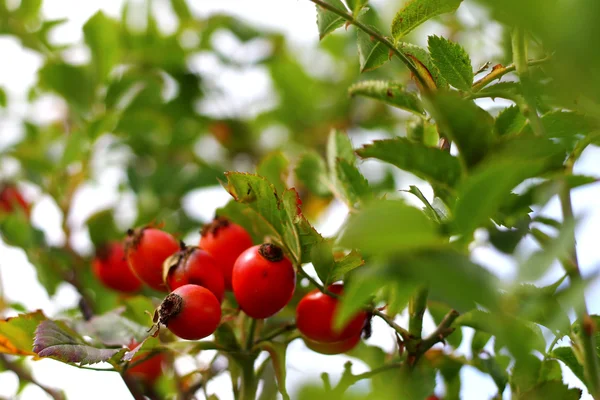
[165,247,225,302]
[232,244,295,319]
[199,217,253,290]
[159,284,221,340]
[93,242,142,293]
[296,284,367,343]
[126,341,164,383]
[126,228,179,292]
[0,185,30,216]
[303,334,361,355]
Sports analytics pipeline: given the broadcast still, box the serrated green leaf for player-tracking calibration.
[428,93,494,168]
[310,240,336,285]
[404,185,444,223]
[339,200,441,256]
[348,80,424,115]
[391,0,463,41]
[83,11,120,81]
[74,309,148,347]
[397,42,449,89]
[295,151,332,197]
[358,138,462,188]
[327,130,356,172]
[257,151,289,194]
[336,159,373,207]
[357,27,389,72]
[33,320,124,365]
[428,35,473,90]
[316,0,347,39]
[550,347,585,384]
[495,105,527,136]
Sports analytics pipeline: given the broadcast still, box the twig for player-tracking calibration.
[414,309,459,360]
[559,177,600,399]
[371,308,411,339]
[471,56,552,92]
[0,354,65,400]
[408,287,428,339]
[246,318,258,350]
[307,0,430,90]
[254,324,297,346]
[332,361,403,395]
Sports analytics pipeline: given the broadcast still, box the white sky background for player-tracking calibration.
[0,0,599,399]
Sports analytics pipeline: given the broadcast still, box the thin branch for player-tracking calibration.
[0,354,65,400]
[408,287,428,339]
[245,318,258,350]
[471,56,552,92]
[332,361,403,395]
[415,309,459,358]
[371,308,411,339]
[308,0,430,90]
[254,324,297,346]
[559,177,600,398]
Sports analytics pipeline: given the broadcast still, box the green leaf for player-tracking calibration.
[295,151,332,197]
[0,87,6,108]
[495,105,527,136]
[257,151,289,194]
[550,347,585,384]
[170,0,193,22]
[471,330,492,355]
[456,310,546,357]
[428,35,473,91]
[391,0,463,41]
[316,0,347,40]
[216,200,269,244]
[0,311,47,357]
[33,320,124,365]
[517,381,582,400]
[335,159,373,207]
[61,131,89,167]
[407,119,439,147]
[404,185,445,223]
[255,341,289,399]
[397,42,449,89]
[346,0,368,16]
[38,63,94,111]
[428,93,494,168]
[74,309,148,347]
[15,0,42,21]
[331,250,364,279]
[348,80,424,115]
[85,208,121,248]
[478,355,509,394]
[327,130,356,172]
[310,240,336,285]
[358,138,463,188]
[0,212,43,249]
[83,11,120,81]
[339,200,441,256]
[357,27,389,72]
[511,354,542,394]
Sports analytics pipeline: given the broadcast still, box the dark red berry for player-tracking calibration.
[93,242,142,293]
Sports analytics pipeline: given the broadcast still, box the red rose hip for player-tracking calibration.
[164,246,225,302]
[296,284,367,343]
[199,217,253,290]
[93,242,142,293]
[158,284,221,340]
[303,334,361,355]
[126,340,164,383]
[232,244,295,319]
[125,227,179,292]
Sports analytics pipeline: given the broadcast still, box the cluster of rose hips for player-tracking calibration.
[93,216,367,358]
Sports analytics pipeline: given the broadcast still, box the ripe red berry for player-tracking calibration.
[164,246,225,302]
[125,227,179,292]
[296,284,366,343]
[426,396,441,400]
[93,242,142,293]
[303,334,361,355]
[158,284,221,340]
[126,341,164,383]
[0,185,30,216]
[232,244,295,319]
[199,217,253,290]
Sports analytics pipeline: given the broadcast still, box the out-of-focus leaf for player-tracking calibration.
[316,0,347,40]
[38,63,94,111]
[33,320,124,365]
[428,93,494,168]
[391,0,463,41]
[85,208,121,248]
[339,200,442,256]
[83,11,120,81]
[0,87,6,108]
[478,355,509,394]
[346,0,368,16]
[456,310,546,357]
[397,42,449,89]
[216,200,270,244]
[310,240,336,285]
[494,105,527,136]
[348,80,424,115]
[331,250,364,279]
[516,380,582,400]
[428,35,473,91]
[357,27,389,73]
[0,212,44,249]
[407,119,439,147]
[257,152,289,194]
[327,130,356,173]
[0,311,47,357]
[295,151,332,197]
[487,219,529,254]
[255,341,289,399]
[471,330,492,355]
[336,159,373,207]
[550,347,585,384]
[121,296,156,326]
[170,0,192,22]
[358,138,463,188]
[74,308,148,347]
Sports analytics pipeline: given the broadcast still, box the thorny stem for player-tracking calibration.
[408,287,428,339]
[412,309,459,364]
[471,56,552,93]
[559,176,600,399]
[0,354,65,400]
[307,0,430,90]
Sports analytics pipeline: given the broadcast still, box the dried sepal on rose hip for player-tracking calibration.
[157,284,221,340]
[199,216,253,290]
[93,241,142,293]
[125,226,179,292]
[232,243,296,319]
[163,244,225,302]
